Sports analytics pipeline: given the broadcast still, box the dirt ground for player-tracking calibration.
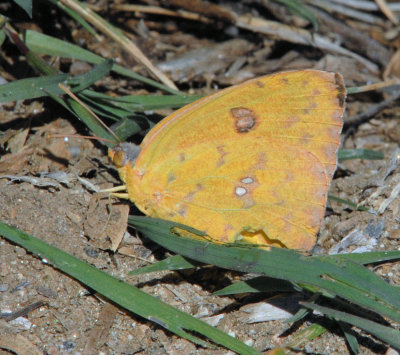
[1,1,400,354]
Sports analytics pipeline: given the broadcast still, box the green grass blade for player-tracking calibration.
[44,88,118,145]
[67,59,113,91]
[316,250,400,264]
[110,116,150,140]
[13,0,33,18]
[0,220,260,355]
[273,0,318,30]
[6,26,58,76]
[77,94,134,120]
[302,302,400,349]
[25,30,180,94]
[129,216,400,326]
[214,247,400,296]
[328,194,369,211]
[339,148,384,161]
[82,91,202,111]
[286,322,328,348]
[338,321,360,354]
[0,74,69,102]
[0,61,110,104]
[129,255,204,276]
[0,27,6,47]
[46,0,98,37]
[67,99,117,144]
[213,276,297,296]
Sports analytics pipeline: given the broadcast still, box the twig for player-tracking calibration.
[375,0,399,24]
[331,0,400,11]
[344,91,400,127]
[307,0,384,25]
[0,301,47,321]
[111,4,212,23]
[236,15,379,73]
[308,5,391,66]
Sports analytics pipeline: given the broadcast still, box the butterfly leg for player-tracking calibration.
[99,185,127,193]
[98,185,129,200]
[109,192,129,199]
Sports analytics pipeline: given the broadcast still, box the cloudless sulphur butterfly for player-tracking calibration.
[109,70,346,250]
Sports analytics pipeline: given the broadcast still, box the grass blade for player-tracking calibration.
[13,0,33,18]
[25,30,180,94]
[315,250,400,264]
[213,276,297,296]
[0,220,260,355]
[328,194,369,211]
[302,302,400,350]
[129,255,203,276]
[129,216,400,326]
[273,0,318,30]
[46,0,98,36]
[67,59,113,91]
[0,74,69,102]
[339,148,384,161]
[82,90,202,111]
[214,247,400,295]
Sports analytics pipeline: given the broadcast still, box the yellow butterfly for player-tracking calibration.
[109,70,346,250]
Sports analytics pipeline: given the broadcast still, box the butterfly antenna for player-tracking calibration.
[58,83,120,142]
[49,133,116,144]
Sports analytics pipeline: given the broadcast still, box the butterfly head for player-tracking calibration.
[108,142,141,168]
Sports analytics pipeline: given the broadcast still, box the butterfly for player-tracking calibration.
[108,70,346,250]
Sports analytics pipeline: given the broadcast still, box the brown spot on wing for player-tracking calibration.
[304,206,324,229]
[230,107,258,133]
[216,145,228,167]
[282,212,294,233]
[222,224,235,242]
[285,171,294,183]
[184,191,196,202]
[271,190,285,206]
[178,204,188,217]
[196,183,204,191]
[236,193,255,209]
[309,101,318,109]
[167,172,177,184]
[323,143,338,162]
[312,186,327,202]
[327,126,341,140]
[253,152,267,170]
[284,115,300,128]
[298,132,313,145]
[184,183,205,202]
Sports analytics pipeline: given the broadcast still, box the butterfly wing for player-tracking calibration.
[119,70,346,250]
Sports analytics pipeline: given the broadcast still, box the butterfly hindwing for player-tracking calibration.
[112,70,346,250]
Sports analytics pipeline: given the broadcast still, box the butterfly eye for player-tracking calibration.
[112,150,126,168]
